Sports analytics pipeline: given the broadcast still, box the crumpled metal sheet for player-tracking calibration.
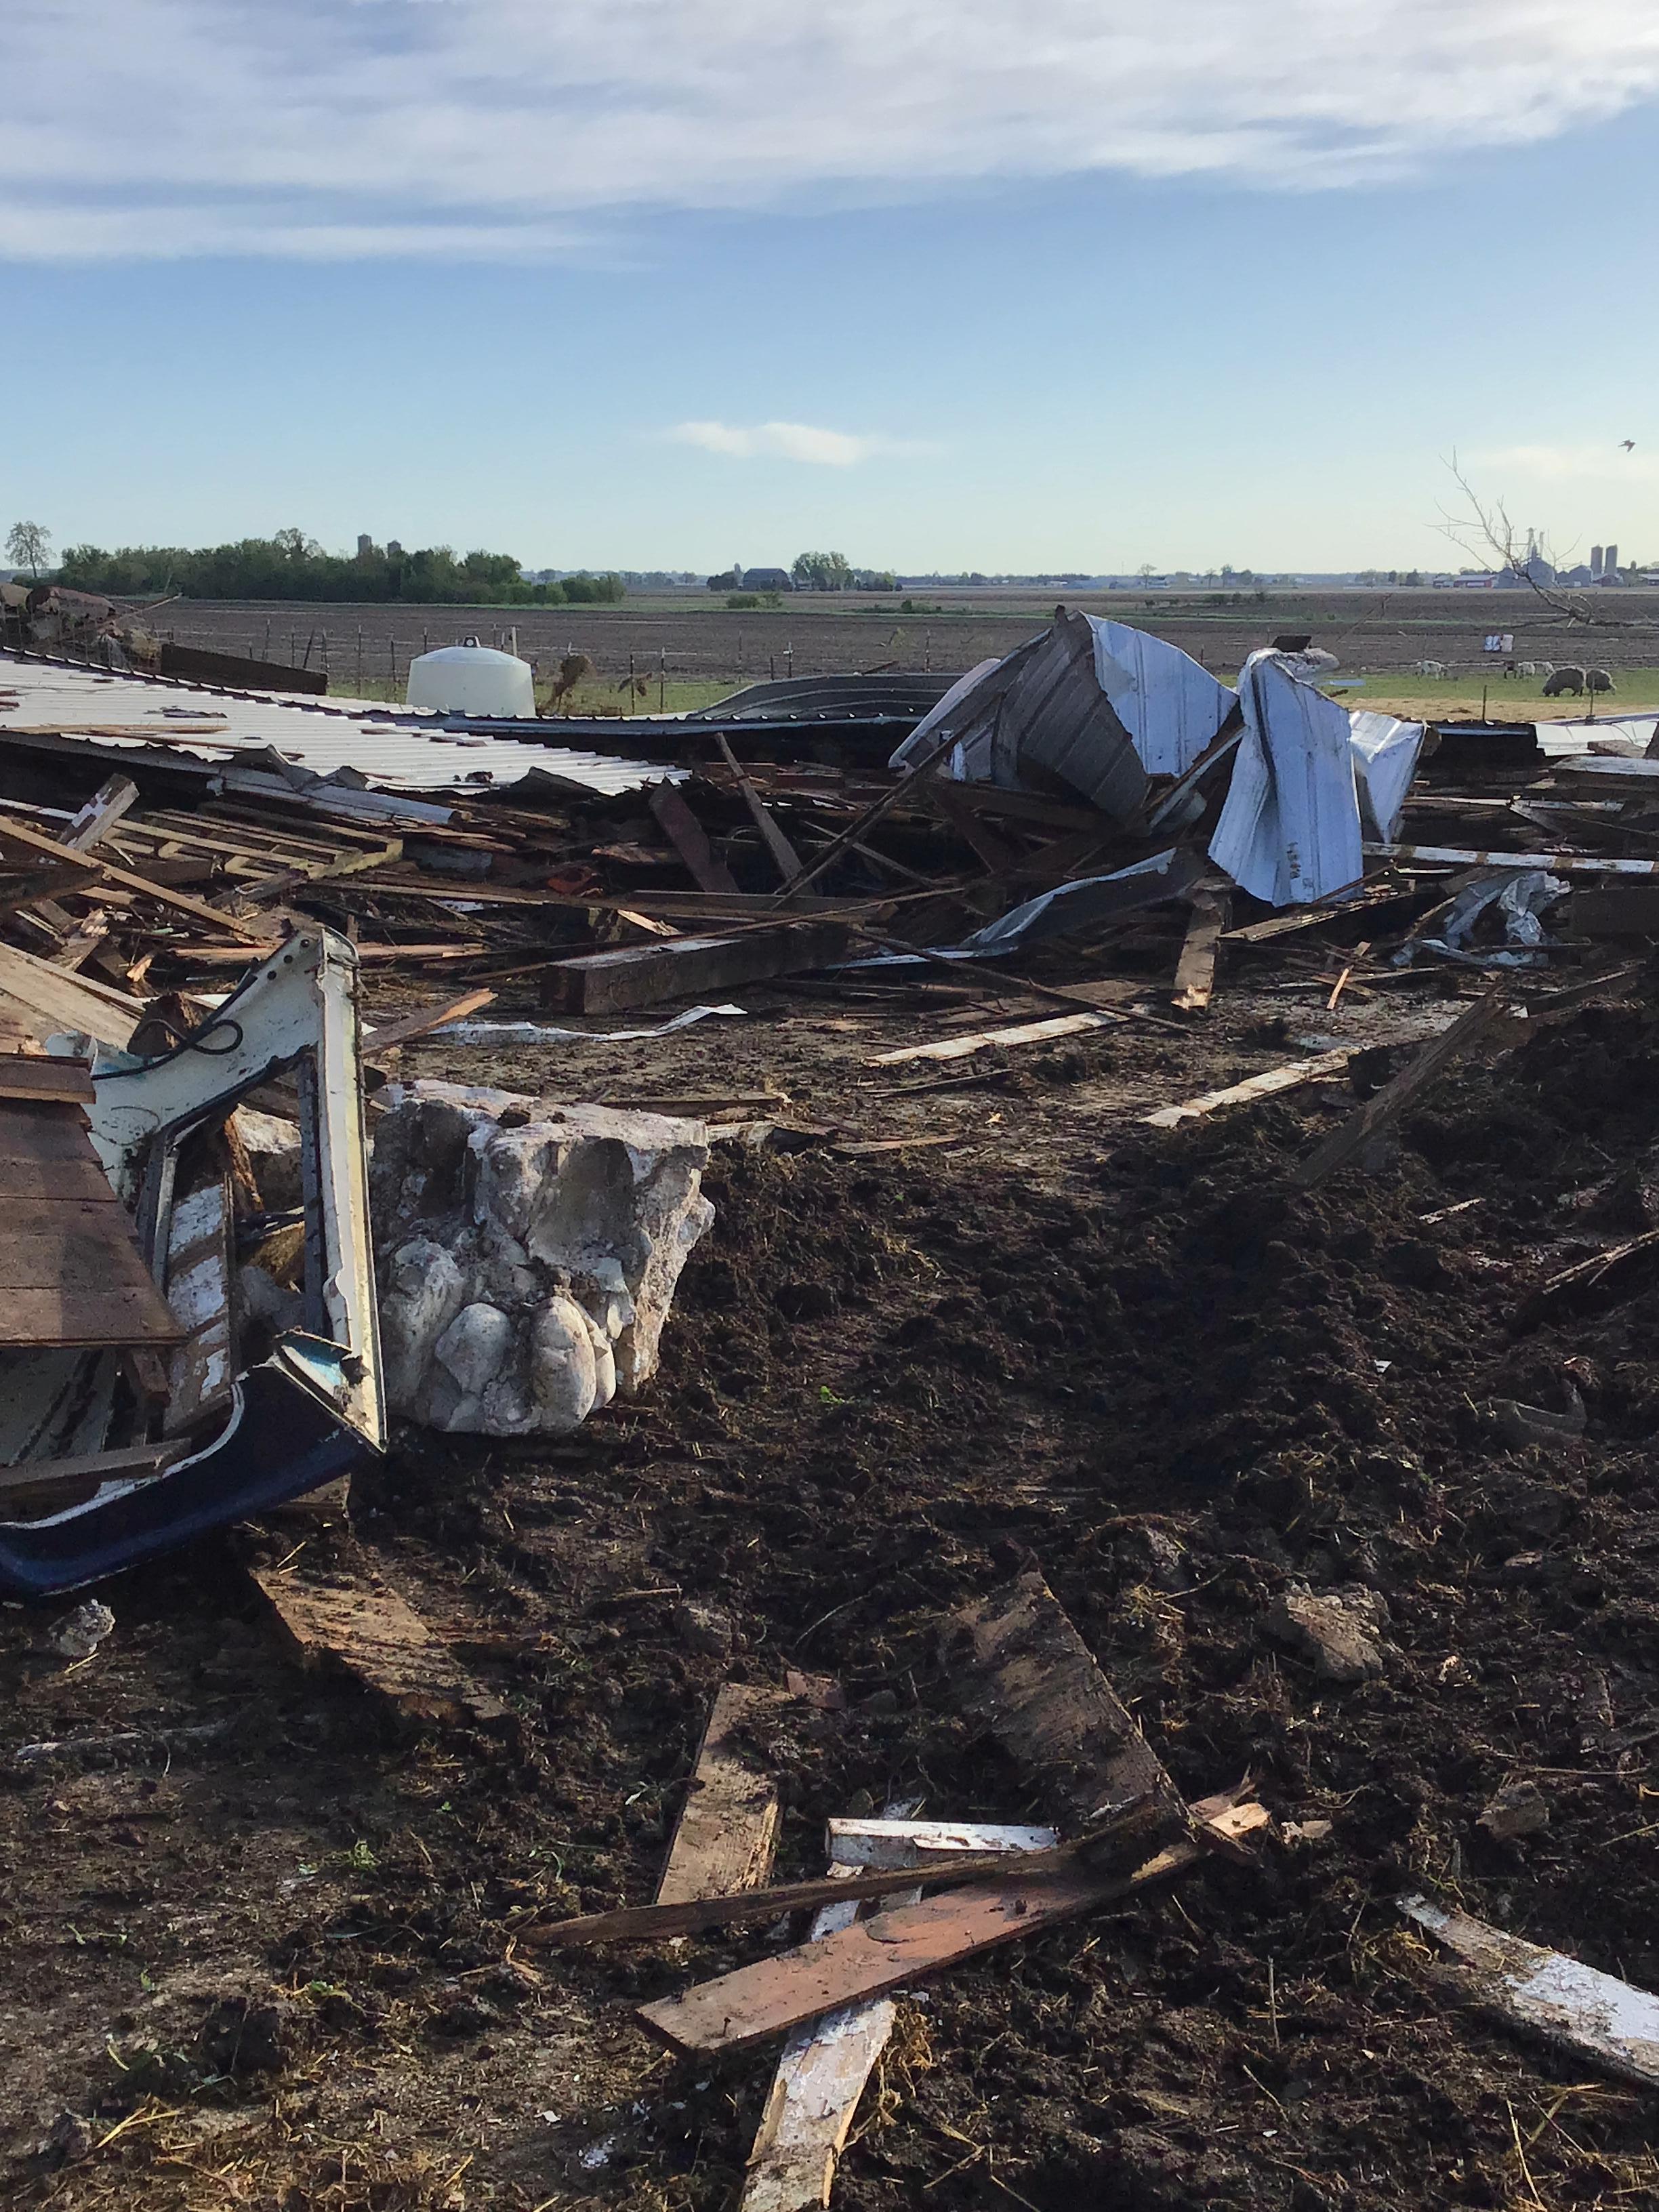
[840,847,1202,970]
[1348,708,1427,842]
[1209,650,1366,905]
[1086,619,1237,776]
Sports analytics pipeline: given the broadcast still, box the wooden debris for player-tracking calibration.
[62,775,140,852]
[362,986,497,1056]
[542,922,853,1015]
[0,808,265,939]
[649,782,741,896]
[1515,1227,1659,1329]
[159,1162,237,1435]
[1171,888,1230,1012]
[657,1683,790,1908]
[943,1571,1186,1832]
[717,734,805,885]
[869,1009,1118,1068]
[637,1795,1271,2055]
[1368,842,1659,876]
[0,940,145,1050]
[1288,994,1504,1191]
[249,1565,512,1726]
[1401,1892,1659,2089]
[0,1441,181,1499]
[1142,1047,1359,1130]
[742,1820,1055,2212]
[0,1086,183,1348]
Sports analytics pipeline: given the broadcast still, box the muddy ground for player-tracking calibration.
[7,939,1659,2211]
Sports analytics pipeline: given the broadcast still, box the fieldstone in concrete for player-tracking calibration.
[371,1082,714,1436]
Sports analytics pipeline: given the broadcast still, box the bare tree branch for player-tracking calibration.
[1434,452,1646,632]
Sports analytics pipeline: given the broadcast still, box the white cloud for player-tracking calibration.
[666,421,930,466]
[7,1,1659,260]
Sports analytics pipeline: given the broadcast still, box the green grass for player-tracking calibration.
[1329,668,1659,720]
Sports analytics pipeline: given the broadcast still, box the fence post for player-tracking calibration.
[659,647,666,711]
[627,651,635,717]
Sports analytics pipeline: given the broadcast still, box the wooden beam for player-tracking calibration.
[0,1056,94,1105]
[637,1797,1271,2055]
[0,864,104,914]
[716,735,805,886]
[0,811,264,940]
[541,922,853,1015]
[649,783,740,896]
[1288,994,1504,1191]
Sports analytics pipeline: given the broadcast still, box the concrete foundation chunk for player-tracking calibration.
[371,1083,714,1435]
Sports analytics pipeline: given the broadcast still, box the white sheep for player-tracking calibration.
[1414,658,1450,678]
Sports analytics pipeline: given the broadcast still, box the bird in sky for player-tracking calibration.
[1619,438,1636,451]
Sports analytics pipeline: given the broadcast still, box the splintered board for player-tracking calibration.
[250,1567,511,1726]
[657,1683,790,1906]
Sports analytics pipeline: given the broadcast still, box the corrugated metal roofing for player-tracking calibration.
[0,651,680,800]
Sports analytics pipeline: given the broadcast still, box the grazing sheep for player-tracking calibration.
[1542,665,1586,697]
[1588,667,1616,694]
[1414,658,1450,678]
[1538,661,1555,678]
[1515,661,1538,678]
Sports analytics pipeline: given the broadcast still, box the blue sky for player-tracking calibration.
[5,0,1657,573]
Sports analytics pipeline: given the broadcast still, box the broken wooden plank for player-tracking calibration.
[649,782,741,896]
[362,986,497,1056]
[249,1566,511,1726]
[0,863,104,914]
[0,1056,94,1105]
[1288,993,1504,1192]
[0,810,264,940]
[1400,1891,1659,2090]
[1222,884,1419,944]
[524,1834,1132,1950]
[1368,842,1659,876]
[742,1820,1056,2212]
[1171,889,1230,1012]
[657,1683,790,1907]
[943,1571,1185,1832]
[637,1796,1271,2056]
[62,775,140,853]
[869,1010,1118,1068]
[0,1442,181,1498]
[0,940,145,1050]
[1515,1227,1659,1330]
[541,922,853,1016]
[1142,1047,1359,1130]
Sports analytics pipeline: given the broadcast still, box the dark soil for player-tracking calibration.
[8,993,1659,2209]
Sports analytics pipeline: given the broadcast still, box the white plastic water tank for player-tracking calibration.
[406,637,535,718]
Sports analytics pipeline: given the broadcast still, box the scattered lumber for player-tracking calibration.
[943,1571,1186,1832]
[541,922,853,1015]
[742,1818,1055,2212]
[362,986,497,1056]
[1288,994,1504,1191]
[657,1683,790,1908]
[637,1794,1271,2056]
[1515,1227,1659,1330]
[249,1565,512,1727]
[1400,1892,1659,2091]
[0,809,265,940]
[0,941,145,1050]
[1368,842,1659,876]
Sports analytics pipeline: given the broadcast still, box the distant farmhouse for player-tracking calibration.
[741,567,794,592]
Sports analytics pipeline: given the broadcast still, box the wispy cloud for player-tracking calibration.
[1473,442,1659,487]
[7,1,1659,261]
[666,420,933,466]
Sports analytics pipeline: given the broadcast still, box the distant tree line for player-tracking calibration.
[54,529,624,606]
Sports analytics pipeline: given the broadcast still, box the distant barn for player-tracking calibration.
[741,567,795,592]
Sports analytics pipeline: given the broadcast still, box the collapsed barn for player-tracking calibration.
[5,616,1659,2211]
